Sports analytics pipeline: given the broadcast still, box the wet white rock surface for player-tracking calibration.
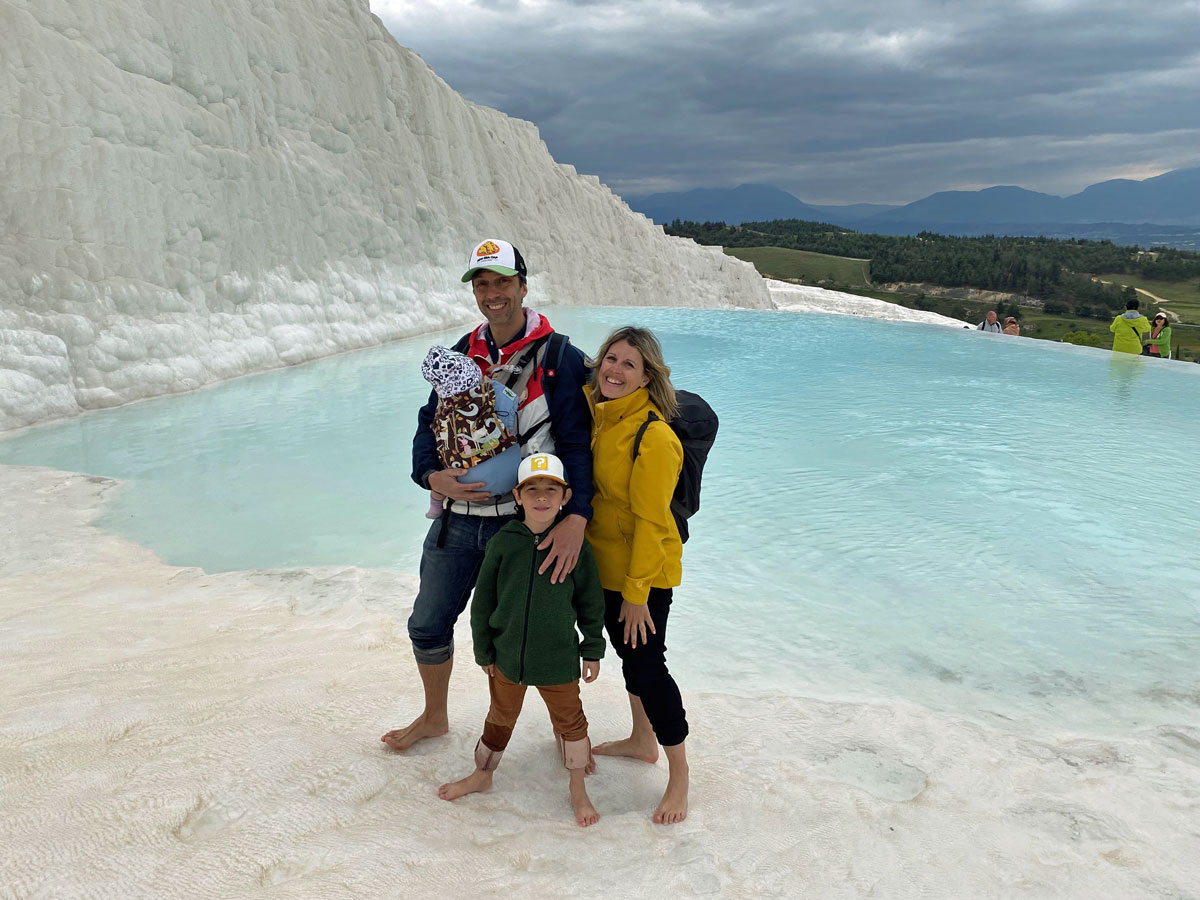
[3,463,1198,899]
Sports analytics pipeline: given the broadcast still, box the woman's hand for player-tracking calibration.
[481,664,495,677]
[582,660,600,683]
[619,600,656,649]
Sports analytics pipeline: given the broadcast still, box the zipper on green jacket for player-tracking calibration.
[517,531,539,684]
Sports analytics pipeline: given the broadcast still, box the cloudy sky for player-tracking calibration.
[370,0,1200,205]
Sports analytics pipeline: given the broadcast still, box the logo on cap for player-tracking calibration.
[475,241,500,259]
[530,456,549,470]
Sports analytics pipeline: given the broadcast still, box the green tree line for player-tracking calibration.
[665,219,1200,316]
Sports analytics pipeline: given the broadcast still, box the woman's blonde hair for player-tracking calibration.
[591,326,678,421]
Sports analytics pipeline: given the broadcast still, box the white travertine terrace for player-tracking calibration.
[0,0,769,432]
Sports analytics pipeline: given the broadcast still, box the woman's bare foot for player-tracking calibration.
[569,771,600,827]
[437,768,493,801]
[592,735,658,764]
[381,712,448,751]
[652,766,689,824]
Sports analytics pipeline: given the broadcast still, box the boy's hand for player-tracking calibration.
[582,660,600,683]
[481,664,496,677]
[537,514,587,583]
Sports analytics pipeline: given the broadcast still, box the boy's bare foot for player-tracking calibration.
[592,736,659,764]
[569,772,600,827]
[437,768,493,801]
[652,768,689,824]
[381,713,448,751]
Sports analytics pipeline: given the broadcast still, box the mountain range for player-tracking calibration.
[625,168,1200,244]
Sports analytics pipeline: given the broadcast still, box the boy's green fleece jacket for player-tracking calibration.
[471,519,606,686]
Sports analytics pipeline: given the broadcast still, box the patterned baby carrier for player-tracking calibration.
[422,346,515,469]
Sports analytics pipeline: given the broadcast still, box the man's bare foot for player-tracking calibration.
[652,768,689,824]
[569,772,600,827]
[381,713,448,751]
[437,768,492,801]
[592,736,659,764]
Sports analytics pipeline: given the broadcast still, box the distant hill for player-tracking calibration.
[625,167,1200,241]
[626,184,830,225]
[869,185,1065,224]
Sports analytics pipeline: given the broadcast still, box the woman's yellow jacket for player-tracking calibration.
[586,385,683,605]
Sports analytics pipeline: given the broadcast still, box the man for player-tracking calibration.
[977,310,1002,333]
[1109,298,1150,354]
[382,239,594,751]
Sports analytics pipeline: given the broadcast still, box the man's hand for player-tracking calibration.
[429,468,491,503]
[619,600,656,649]
[537,514,587,584]
[481,664,496,677]
[582,660,600,683]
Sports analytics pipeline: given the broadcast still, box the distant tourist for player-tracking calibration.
[381,239,594,753]
[586,326,692,825]
[437,453,606,827]
[1143,313,1172,359]
[1109,299,1151,355]
[419,346,520,519]
[1003,316,1021,336]
[977,311,1003,332]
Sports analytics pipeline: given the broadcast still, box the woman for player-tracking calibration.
[1002,316,1020,336]
[585,326,690,824]
[1144,313,1172,358]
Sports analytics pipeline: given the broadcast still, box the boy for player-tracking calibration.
[437,453,606,827]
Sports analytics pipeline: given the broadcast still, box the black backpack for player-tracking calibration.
[631,390,718,543]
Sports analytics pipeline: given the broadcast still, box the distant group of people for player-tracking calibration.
[977,301,1174,357]
[381,239,692,828]
[976,310,1020,335]
[1109,299,1173,358]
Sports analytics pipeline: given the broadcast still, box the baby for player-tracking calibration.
[421,345,522,518]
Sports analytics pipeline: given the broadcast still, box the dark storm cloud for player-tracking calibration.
[371,0,1200,203]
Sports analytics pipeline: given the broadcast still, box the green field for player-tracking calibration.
[723,246,871,287]
[1093,272,1200,321]
[843,289,1200,361]
[725,245,1200,362]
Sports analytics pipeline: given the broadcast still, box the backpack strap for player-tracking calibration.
[539,332,571,397]
[630,411,660,461]
[513,333,573,446]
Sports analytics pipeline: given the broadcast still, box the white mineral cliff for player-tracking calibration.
[0,0,768,431]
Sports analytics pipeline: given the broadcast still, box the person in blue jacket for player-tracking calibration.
[382,239,594,753]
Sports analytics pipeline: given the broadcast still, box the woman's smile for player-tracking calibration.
[597,339,650,401]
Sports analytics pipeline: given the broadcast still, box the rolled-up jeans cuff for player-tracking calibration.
[413,640,454,666]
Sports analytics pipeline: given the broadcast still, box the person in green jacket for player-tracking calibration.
[437,453,606,827]
[1143,313,1172,358]
[1109,299,1150,354]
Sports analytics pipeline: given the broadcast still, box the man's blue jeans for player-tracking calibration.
[407,511,514,665]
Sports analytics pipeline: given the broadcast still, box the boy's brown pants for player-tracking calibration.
[480,669,588,755]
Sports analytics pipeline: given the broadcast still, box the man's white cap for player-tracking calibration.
[517,453,568,487]
[462,239,527,283]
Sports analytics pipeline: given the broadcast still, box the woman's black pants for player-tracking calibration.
[603,587,689,747]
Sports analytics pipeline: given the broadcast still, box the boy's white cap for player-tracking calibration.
[517,453,568,487]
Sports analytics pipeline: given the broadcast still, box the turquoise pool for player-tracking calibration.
[3,307,1198,730]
